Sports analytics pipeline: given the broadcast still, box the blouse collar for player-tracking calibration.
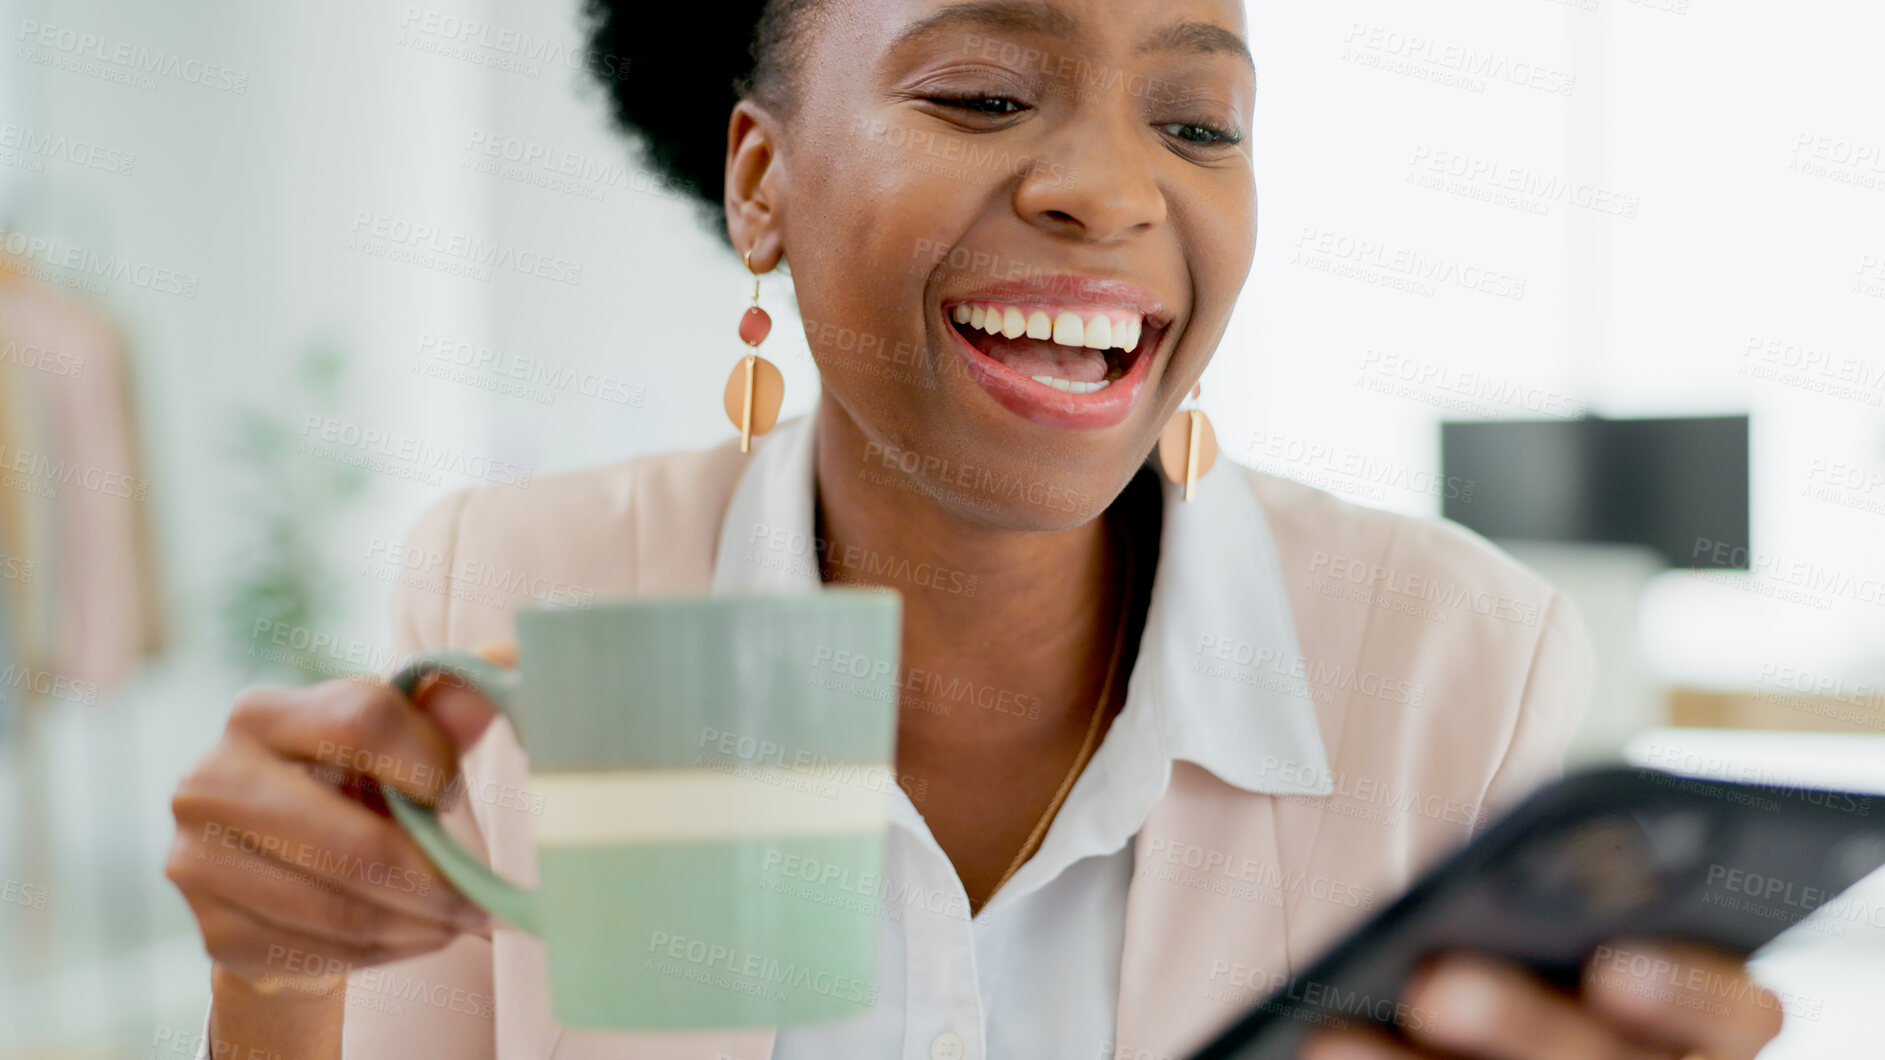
[710,415,1334,903]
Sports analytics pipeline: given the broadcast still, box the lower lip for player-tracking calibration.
[944,311,1156,430]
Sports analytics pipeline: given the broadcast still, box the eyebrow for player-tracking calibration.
[1137,19,1255,71]
[888,1,1254,72]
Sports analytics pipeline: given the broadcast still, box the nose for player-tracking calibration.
[1012,117,1168,243]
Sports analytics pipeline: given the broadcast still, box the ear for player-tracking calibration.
[725,99,786,270]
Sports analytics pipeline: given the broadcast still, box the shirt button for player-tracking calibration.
[929,1031,967,1060]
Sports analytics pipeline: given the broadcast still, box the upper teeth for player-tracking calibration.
[952,302,1144,353]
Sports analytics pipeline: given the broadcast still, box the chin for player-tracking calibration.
[878,436,1144,534]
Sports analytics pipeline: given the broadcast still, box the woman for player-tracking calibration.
[167,1,1787,1057]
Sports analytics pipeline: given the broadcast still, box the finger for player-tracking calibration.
[172,737,486,929]
[1404,953,1668,1060]
[229,680,459,805]
[170,824,473,949]
[1583,941,1786,1060]
[408,643,511,755]
[1299,1028,1423,1060]
[185,890,450,991]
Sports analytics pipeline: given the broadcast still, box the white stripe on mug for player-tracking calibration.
[527,765,892,846]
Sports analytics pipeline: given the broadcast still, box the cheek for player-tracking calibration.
[785,130,998,390]
[791,245,923,377]
[1203,181,1258,289]
[1179,182,1257,329]
[786,249,934,428]
[794,112,1005,281]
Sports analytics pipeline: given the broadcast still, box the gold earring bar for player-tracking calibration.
[740,354,757,453]
[1184,409,1202,501]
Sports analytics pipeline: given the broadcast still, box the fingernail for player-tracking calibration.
[455,905,491,934]
[409,669,445,705]
[473,639,517,667]
[1414,960,1505,1046]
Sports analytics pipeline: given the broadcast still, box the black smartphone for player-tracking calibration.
[1188,766,1885,1059]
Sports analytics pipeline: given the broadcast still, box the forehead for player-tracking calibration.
[818,0,1250,66]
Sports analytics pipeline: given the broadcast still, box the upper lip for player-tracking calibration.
[940,273,1175,331]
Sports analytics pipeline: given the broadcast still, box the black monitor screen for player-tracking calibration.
[1441,416,1750,570]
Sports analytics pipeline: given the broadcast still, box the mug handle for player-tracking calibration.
[383,650,541,935]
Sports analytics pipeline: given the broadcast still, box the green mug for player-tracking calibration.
[384,589,902,1030]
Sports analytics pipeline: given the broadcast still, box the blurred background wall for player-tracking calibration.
[0,0,1880,1055]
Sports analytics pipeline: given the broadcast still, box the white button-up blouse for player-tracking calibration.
[712,417,1333,1060]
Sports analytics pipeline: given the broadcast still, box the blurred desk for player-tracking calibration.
[1668,687,1885,734]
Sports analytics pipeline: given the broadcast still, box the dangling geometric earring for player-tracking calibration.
[1158,383,1217,501]
[723,249,785,453]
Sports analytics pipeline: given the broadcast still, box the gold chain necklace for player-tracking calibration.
[977,513,1138,913]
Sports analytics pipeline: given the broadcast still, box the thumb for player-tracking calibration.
[409,639,515,754]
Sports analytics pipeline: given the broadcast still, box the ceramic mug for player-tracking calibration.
[384,589,902,1030]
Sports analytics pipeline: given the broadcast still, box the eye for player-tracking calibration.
[1160,122,1242,147]
[927,94,1029,117]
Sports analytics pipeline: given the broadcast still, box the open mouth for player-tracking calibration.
[945,301,1156,395]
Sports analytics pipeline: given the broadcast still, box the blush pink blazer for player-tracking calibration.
[343,430,1593,1059]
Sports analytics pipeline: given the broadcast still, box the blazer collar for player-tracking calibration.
[1139,448,1335,798]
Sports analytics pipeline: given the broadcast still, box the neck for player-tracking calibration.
[811,399,1142,752]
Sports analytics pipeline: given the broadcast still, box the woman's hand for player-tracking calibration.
[1302,941,1785,1059]
[165,645,512,1018]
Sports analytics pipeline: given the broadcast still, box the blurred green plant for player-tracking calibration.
[219,341,370,682]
